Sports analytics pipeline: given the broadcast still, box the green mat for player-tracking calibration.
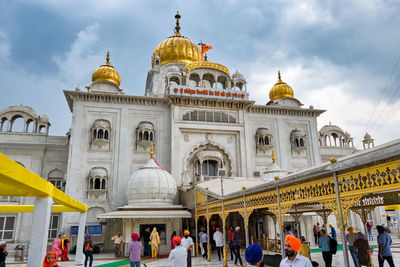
[96,258,149,267]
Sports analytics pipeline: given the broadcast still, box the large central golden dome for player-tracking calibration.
[151,12,202,67]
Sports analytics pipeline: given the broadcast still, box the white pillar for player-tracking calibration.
[75,212,87,266]
[27,197,53,267]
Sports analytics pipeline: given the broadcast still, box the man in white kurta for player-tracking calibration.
[169,236,187,267]
[181,230,194,267]
[213,228,224,261]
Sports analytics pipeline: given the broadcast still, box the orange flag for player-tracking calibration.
[201,44,212,54]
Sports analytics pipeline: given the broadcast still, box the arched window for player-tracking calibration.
[0,118,8,131]
[93,129,97,138]
[26,119,34,133]
[259,137,264,146]
[202,160,218,177]
[264,136,269,145]
[97,129,104,139]
[11,116,24,132]
[144,131,149,140]
[150,132,153,141]
[101,179,106,190]
[300,138,304,147]
[295,139,300,147]
[94,178,101,189]
[139,132,143,140]
[48,169,65,192]
[104,130,108,140]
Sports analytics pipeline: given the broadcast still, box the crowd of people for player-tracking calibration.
[0,220,396,267]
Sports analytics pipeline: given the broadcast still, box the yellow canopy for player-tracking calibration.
[0,153,87,213]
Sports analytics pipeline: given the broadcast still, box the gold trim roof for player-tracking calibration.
[269,71,294,100]
[184,59,230,75]
[92,52,121,86]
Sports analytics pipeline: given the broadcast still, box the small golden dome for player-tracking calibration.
[185,56,230,75]
[269,71,294,100]
[151,12,202,67]
[92,52,121,86]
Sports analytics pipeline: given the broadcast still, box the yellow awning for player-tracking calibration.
[0,153,87,213]
[385,205,400,211]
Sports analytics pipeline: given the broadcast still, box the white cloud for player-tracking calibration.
[52,23,104,86]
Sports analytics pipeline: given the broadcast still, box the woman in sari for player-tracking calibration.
[60,235,70,261]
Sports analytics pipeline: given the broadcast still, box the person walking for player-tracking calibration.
[143,227,151,257]
[313,224,319,245]
[60,235,70,261]
[329,224,337,240]
[199,229,208,259]
[233,226,244,267]
[280,235,312,267]
[318,229,332,267]
[127,233,142,267]
[198,228,205,257]
[366,222,373,241]
[213,227,224,261]
[181,230,194,267]
[52,235,62,260]
[0,241,7,267]
[245,243,264,267]
[228,227,234,261]
[170,231,177,250]
[299,236,311,261]
[112,232,125,258]
[83,234,94,267]
[377,225,395,267]
[346,227,359,267]
[150,227,160,258]
[169,236,187,267]
[353,232,372,267]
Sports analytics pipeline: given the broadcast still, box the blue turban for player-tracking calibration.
[245,243,263,264]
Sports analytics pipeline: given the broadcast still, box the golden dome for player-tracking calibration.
[92,52,121,86]
[151,12,202,67]
[269,71,294,100]
[185,56,230,75]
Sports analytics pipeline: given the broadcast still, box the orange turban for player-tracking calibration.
[216,227,220,231]
[172,236,181,245]
[285,235,302,252]
[184,230,190,235]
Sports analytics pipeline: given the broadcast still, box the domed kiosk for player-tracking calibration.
[97,145,191,254]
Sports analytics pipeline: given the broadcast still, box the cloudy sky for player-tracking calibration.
[1,0,399,148]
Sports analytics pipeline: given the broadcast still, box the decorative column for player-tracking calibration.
[194,185,198,257]
[242,186,249,248]
[205,187,211,262]
[75,212,87,265]
[220,176,228,267]
[27,197,53,267]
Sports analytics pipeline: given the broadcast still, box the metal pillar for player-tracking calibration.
[194,186,198,257]
[27,197,52,267]
[75,212,87,266]
[206,190,211,262]
[333,171,350,267]
[243,193,249,248]
[220,177,228,267]
[276,186,285,256]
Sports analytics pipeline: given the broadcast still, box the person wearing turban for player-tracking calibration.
[213,227,223,261]
[128,233,142,267]
[180,230,194,267]
[245,243,264,267]
[280,235,312,267]
[169,236,187,267]
[318,229,332,267]
[346,227,359,267]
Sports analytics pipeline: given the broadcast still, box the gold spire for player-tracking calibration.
[269,70,294,100]
[272,148,276,163]
[91,51,121,86]
[174,11,181,36]
[150,143,154,159]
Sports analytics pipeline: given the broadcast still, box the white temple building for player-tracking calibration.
[0,12,391,252]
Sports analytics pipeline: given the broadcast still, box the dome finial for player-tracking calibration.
[174,11,182,36]
[105,51,110,65]
[272,148,276,163]
[204,54,208,61]
[278,70,282,82]
[150,142,154,159]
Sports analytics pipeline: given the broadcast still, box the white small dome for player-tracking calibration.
[364,132,371,140]
[261,163,287,182]
[126,158,177,206]
[232,70,244,80]
[167,66,180,73]
[89,167,108,178]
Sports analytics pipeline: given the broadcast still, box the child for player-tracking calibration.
[43,251,59,267]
